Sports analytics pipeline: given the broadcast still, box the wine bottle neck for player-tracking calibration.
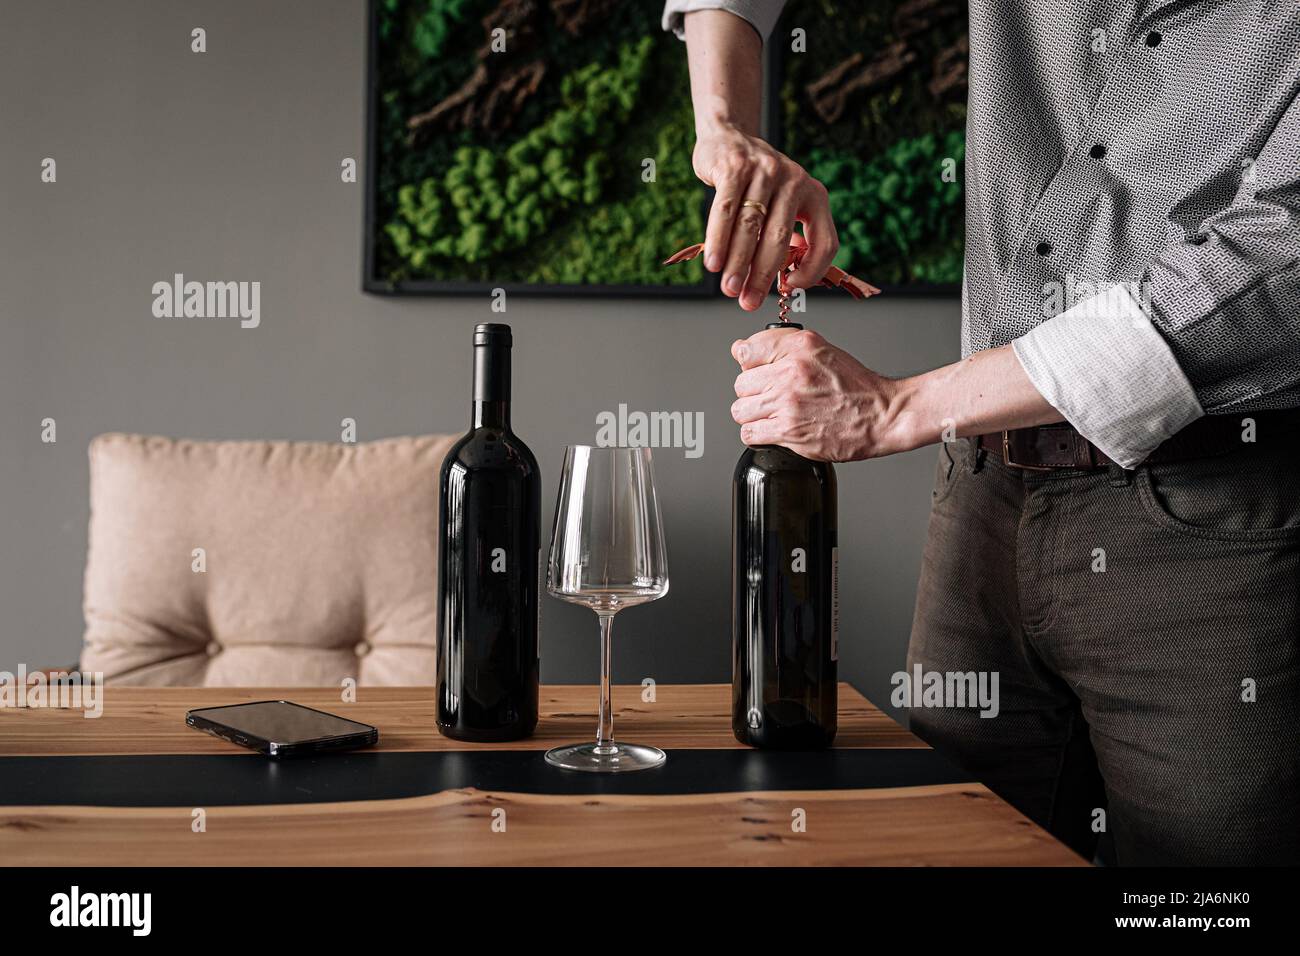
[472,340,511,429]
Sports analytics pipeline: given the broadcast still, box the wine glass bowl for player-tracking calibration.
[544,445,669,772]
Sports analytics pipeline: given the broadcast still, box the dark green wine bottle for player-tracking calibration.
[732,322,838,749]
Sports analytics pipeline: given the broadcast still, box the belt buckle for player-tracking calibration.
[1001,430,1055,472]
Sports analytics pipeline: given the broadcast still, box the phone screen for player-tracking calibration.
[189,701,373,745]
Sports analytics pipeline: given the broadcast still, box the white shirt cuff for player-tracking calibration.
[1012,283,1204,468]
[661,0,782,42]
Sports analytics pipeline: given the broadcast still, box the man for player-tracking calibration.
[663,0,1300,865]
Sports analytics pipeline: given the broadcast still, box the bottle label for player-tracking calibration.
[831,546,839,662]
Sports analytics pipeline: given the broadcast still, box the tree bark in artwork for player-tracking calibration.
[407,0,619,137]
[804,0,969,124]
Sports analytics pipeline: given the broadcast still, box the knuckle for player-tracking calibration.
[715,196,736,218]
[765,221,792,246]
[794,329,822,350]
[756,154,780,178]
[738,211,764,236]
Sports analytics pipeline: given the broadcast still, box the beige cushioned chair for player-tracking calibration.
[81,433,457,686]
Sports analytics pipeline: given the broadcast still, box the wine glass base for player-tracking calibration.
[544,741,666,773]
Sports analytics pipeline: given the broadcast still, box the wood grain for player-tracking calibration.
[0,683,921,756]
[0,784,1084,866]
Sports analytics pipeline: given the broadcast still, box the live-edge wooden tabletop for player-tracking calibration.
[0,684,1085,866]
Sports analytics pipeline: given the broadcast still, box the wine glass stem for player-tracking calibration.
[595,611,616,752]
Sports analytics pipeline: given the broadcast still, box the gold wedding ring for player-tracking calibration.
[741,199,768,217]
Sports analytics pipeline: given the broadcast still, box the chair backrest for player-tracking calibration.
[81,432,459,686]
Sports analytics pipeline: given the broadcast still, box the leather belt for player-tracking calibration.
[974,410,1300,471]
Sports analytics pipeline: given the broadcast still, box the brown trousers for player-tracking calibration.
[907,433,1300,865]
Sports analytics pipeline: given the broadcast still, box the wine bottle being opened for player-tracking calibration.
[732,321,838,749]
[437,323,541,741]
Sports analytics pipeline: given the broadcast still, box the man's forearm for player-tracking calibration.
[683,10,762,138]
[881,346,1064,456]
[730,328,1063,463]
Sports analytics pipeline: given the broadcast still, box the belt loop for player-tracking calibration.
[970,436,986,474]
[1106,462,1131,487]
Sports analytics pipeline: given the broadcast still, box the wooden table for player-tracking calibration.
[0,684,1084,866]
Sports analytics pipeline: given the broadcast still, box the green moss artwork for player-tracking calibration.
[368,0,707,292]
[775,0,968,288]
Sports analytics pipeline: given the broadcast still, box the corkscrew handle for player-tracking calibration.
[662,239,881,322]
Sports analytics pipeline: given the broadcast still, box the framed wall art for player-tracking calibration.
[363,0,713,296]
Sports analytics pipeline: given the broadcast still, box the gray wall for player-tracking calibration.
[0,0,958,716]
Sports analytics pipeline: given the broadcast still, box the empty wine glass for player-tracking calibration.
[545,445,669,772]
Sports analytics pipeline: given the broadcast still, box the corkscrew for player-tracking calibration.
[662,239,881,318]
[776,261,796,323]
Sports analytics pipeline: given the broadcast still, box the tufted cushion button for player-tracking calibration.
[354,640,371,657]
[205,640,222,657]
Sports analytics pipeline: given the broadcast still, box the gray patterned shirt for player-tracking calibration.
[663,0,1300,466]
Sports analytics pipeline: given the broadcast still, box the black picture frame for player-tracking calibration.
[361,0,718,298]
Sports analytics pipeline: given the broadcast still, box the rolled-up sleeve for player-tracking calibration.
[1013,284,1204,468]
[662,0,785,43]
[1014,84,1300,468]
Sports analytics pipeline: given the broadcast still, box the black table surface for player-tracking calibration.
[0,748,972,807]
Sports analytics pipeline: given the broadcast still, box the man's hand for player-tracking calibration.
[731,326,900,461]
[694,127,840,311]
[682,10,839,310]
[730,327,1066,461]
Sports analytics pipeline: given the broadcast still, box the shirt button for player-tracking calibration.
[205,640,222,657]
[354,640,371,657]
[1089,143,1107,159]
[1035,241,1052,257]
[1146,31,1162,47]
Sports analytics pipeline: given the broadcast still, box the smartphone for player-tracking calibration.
[185,700,379,758]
